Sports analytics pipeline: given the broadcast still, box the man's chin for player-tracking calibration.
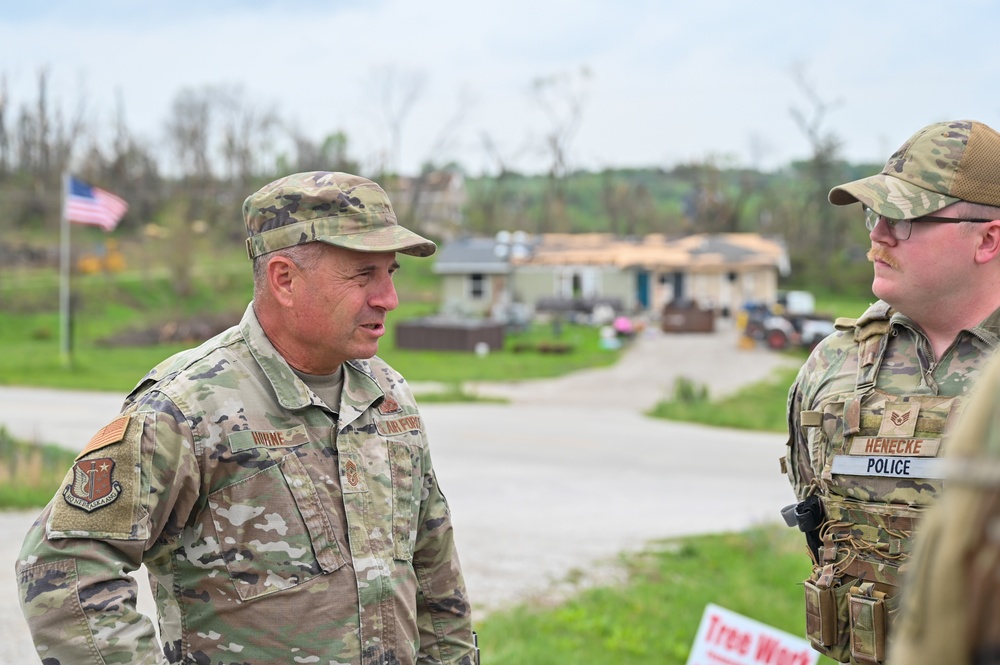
[871,280,897,307]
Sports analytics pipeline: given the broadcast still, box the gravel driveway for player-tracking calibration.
[1,322,801,662]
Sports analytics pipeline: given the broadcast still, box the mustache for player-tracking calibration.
[867,246,899,269]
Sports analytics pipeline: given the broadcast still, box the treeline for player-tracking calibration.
[463,159,880,295]
[0,69,881,296]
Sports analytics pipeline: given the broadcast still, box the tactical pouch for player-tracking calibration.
[802,567,852,662]
[848,583,887,664]
[804,579,837,647]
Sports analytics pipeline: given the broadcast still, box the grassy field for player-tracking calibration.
[0,427,77,509]
[647,367,800,432]
[476,525,836,664]
[0,247,622,392]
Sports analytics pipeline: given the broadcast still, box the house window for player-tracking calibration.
[556,268,599,299]
[469,273,485,299]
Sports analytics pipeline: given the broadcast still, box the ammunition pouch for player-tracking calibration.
[803,565,852,662]
[801,564,897,664]
[848,583,887,664]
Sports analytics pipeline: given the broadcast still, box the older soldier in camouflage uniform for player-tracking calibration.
[782,120,1000,664]
[15,172,478,665]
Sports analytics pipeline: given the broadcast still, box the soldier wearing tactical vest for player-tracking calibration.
[783,119,1000,664]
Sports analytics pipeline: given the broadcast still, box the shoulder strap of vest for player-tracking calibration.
[842,301,895,434]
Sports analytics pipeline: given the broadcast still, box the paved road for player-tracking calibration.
[0,325,801,662]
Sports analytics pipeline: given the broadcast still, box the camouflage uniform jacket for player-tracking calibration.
[16,303,476,665]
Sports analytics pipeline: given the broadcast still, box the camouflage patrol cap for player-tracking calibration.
[829,119,1000,218]
[243,171,436,259]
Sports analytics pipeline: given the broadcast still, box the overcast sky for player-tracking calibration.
[5,0,1000,176]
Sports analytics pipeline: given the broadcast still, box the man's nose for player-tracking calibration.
[371,275,399,311]
[870,216,898,244]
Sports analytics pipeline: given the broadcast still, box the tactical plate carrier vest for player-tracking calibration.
[791,306,965,664]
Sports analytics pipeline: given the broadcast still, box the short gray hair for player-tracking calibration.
[252,242,327,299]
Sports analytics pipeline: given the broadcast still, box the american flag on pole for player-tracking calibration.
[64,176,129,231]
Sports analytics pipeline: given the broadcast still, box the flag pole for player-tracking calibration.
[59,172,72,367]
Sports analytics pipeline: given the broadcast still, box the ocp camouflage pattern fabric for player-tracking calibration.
[16,303,475,665]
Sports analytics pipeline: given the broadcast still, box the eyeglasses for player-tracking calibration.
[864,206,994,241]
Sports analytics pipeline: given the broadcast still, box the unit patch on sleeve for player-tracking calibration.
[63,458,122,512]
[48,414,144,540]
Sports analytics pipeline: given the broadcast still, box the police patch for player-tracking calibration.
[831,454,947,479]
[63,458,122,512]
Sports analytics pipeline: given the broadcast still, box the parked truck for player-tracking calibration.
[741,291,835,351]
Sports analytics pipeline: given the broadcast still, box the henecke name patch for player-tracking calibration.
[848,437,941,457]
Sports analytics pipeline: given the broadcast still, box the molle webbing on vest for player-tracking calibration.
[857,411,949,436]
[823,497,925,586]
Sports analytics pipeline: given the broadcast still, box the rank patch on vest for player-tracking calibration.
[63,458,122,512]
[878,404,920,437]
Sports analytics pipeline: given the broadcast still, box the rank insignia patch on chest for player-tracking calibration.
[63,458,122,512]
[345,459,360,487]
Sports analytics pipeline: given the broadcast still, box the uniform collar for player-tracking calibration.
[882,299,1000,349]
[241,303,385,421]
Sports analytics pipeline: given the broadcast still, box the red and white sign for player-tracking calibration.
[686,604,818,665]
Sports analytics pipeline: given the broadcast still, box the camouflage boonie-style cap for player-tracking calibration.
[243,171,436,259]
[829,120,1000,218]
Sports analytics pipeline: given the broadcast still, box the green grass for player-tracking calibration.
[0,427,76,509]
[476,525,836,665]
[380,318,621,384]
[647,367,801,432]
[0,250,622,392]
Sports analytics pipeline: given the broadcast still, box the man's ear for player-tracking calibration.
[975,221,1000,265]
[266,255,298,307]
